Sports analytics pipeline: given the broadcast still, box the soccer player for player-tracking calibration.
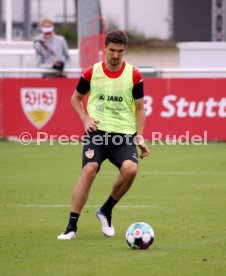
[57,30,150,240]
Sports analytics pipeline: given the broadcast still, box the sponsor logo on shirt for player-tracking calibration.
[98,94,124,103]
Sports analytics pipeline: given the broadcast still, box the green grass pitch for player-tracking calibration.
[0,141,226,276]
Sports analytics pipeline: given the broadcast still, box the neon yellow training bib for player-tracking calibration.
[87,62,136,134]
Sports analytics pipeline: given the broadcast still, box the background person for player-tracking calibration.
[58,30,150,240]
[34,18,70,78]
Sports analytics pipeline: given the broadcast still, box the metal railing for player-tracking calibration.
[0,68,82,74]
[0,67,226,77]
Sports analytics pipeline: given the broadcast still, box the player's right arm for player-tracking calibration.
[71,67,99,132]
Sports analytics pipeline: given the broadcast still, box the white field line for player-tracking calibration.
[102,171,226,176]
[0,204,155,208]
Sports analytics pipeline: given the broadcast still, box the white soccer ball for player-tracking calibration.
[125,222,154,249]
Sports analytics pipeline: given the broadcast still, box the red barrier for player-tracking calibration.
[0,78,226,141]
[143,78,226,141]
[1,78,84,139]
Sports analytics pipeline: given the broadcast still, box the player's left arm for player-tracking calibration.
[132,67,150,158]
[134,98,150,159]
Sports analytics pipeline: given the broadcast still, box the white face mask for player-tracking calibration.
[41,26,54,34]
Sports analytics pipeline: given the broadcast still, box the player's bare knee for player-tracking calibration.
[127,165,138,178]
[121,161,138,178]
[82,163,98,180]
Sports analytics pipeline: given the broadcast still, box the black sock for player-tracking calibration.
[64,212,79,234]
[100,195,118,215]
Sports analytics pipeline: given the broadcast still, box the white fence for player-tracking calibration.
[0,67,226,78]
[0,49,79,68]
[1,42,226,78]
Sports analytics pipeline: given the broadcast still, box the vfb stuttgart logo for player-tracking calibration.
[20,88,57,129]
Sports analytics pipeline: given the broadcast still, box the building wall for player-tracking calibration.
[100,0,171,39]
[173,0,212,42]
[1,0,76,23]
[0,0,171,40]
[30,0,76,23]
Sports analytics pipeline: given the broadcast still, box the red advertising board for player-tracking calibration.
[1,78,84,139]
[143,78,226,141]
[0,78,225,141]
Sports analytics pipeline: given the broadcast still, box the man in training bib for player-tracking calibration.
[58,30,150,240]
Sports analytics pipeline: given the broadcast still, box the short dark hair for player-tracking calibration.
[105,30,128,47]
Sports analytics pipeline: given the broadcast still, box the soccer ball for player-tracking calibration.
[126,222,154,249]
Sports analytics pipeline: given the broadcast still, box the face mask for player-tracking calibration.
[41,26,54,34]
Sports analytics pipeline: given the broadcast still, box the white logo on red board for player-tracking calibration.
[20,88,57,129]
[144,95,226,118]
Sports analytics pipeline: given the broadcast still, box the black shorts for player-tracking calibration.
[82,130,138,170]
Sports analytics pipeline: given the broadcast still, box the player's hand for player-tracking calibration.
[84,117,99,133]
[136,135,150,159]
[138,143,150,159]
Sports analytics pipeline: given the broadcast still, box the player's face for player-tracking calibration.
[105,43,126,69]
